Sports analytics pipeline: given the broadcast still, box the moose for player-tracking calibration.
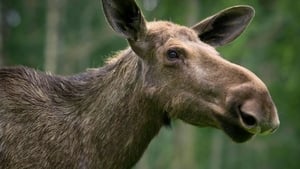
[0,0,279,169]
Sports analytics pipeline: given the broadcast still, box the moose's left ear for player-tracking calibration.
[102,0,147,41]
[191,6,254,47]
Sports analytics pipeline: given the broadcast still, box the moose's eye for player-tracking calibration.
[166,49,180,60]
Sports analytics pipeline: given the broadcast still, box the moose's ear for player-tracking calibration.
[191,6,254,47]
[102,0,147,41]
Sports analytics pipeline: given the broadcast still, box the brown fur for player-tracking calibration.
[0,49,163,169]
[0,2,279,169]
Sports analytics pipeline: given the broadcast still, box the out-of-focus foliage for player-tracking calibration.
[1,0,299,169]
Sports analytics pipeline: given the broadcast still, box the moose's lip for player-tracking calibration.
[219,121,255,143]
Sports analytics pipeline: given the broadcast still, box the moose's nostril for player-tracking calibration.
[240,110,257,127]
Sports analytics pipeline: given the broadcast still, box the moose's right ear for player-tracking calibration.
[102,0,147,41]
[191,6,254,47]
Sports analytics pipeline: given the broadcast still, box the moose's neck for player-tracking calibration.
[74,49,164,168]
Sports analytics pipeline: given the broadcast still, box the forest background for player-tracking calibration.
[1,0,299,169]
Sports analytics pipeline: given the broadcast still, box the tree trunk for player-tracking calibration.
[44,0,65,73]
[0,0,3,66]
[171,122,197,169]
[209,131,223,169]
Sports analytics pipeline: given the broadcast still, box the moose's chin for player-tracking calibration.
[220,122,255,143]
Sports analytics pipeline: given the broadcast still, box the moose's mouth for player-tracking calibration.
[214,113,255,143]
[220,122,255,143]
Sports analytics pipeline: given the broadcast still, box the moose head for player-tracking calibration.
[102,0,279,143]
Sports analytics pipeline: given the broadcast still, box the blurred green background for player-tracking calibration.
[1,0,299,168]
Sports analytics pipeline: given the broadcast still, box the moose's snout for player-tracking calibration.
[226,83,280,138]
[222,82,280,142]
[238,99,280,135]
